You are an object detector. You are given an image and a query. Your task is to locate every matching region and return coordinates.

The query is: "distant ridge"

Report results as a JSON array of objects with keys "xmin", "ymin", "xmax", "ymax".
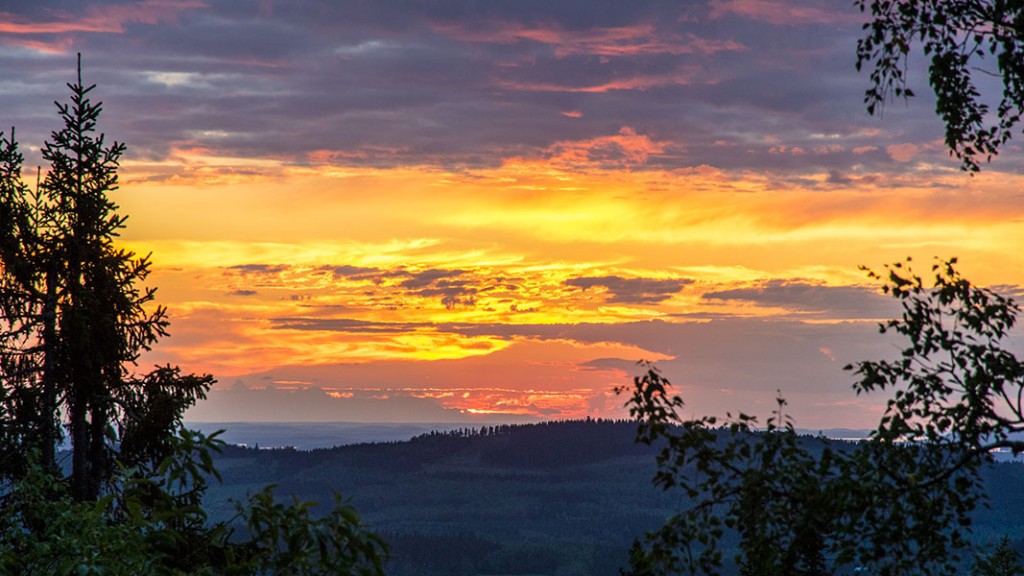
[
  {"xmin": 188, "ymin": 420, "xmax": 877, "ymax": 451},
  {"xmin": 797, "ymin": 427, "xmax": 872, "ymax": 439},
  {"xmin": 189, "ymin": 418, "xmax": 646, "ymax": 452}
]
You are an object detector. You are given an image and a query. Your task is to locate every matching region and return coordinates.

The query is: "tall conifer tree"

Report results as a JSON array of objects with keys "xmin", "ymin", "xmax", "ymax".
[
  {"xmin": 0, "ymin": 57, "xmax": 386, "ymax": 575},
  {"xmin": 0, "ymin": 55, "xmax": 211, "ymax": 500}
]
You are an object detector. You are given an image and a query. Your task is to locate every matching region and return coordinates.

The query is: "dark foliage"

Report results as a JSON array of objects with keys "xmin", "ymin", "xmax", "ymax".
[
  {"xmin": 972, "ymin": 536, "xmax": 1024, "ymax": 576},
  {"xmin": 622, "ymin": 259, "xmax": 1024, "ymax": 576},
  {"xmin": 857, "ymin": 0, "xmax": 1024, "ymax": 171}
]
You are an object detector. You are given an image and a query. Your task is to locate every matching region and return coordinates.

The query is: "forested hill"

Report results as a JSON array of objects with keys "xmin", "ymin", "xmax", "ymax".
[
  {"xmin": 206, "ymin": 419, "xmax": 667, "ymax": 576},
  {"xmin": 203, "ymin": 420, "xmax": 1024, "ymax": 576},
  {"xmin": 215, "ymin": 418, "xmax": 659, "ymax": 470}
]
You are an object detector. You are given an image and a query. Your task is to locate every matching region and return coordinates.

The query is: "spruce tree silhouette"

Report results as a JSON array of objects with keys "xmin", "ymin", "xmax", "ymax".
[
  {"xmin": 0, "ymin": 55, "xmax": 386, "ymax": 576},
  {"xmin": 0, "ymin": 54, "xmax": 209, "ymax": 501}
]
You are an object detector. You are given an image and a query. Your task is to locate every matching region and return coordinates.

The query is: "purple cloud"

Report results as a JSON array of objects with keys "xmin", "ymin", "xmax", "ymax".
[
  {"xmin": 0, "ymin": 0, "xmax": 962, "ymax": 177},
  {"xmin": 703, "ymin": 281, "xmax": 900, "ymax": 318},
  {"xmin": 564, "ymin": 275, "xmax": 691, "ymax": 304}
]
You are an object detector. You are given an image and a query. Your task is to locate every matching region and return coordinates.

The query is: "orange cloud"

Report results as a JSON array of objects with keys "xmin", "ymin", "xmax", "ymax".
[
  {"xmin": 115, "ymin": 139, "xmax": 1024, "ymax": 422},
  {"xmin": 433, "ymin": 22, "xmax": 745, "ymax": 58},
  {"xmin": 539, "ymin": 127, "xmax": 669, "ymax": 169},
  {"xmin": 11, "ymin": 0, "xmax": 1024, "ymax": 425}
]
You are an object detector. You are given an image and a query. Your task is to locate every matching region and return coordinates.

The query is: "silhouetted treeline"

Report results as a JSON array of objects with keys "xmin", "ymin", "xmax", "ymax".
[
  {"xmin": 213, "ymin": 418, "xmax": 652, "ymax": 471},
  {"xmin": 411, "ymin": 417, "xmax": 634, "ymax": 439}
]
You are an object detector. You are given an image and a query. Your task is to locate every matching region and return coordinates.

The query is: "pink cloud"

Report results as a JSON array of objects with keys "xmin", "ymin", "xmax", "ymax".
[
  {"xmin": 541, "ymin": 127, "xmax": 669, "ymax": 169},
  {"xmin": 709, "ymin": 0, "xmax": 851, "ymax": 26},
  {"xmin": 0, "ymin": 16, "xmax": 117, "ymax": 34},
  {"xmin": 769, "ymin": 145, "xmax": 806, "ymax": 155},
  {"xmin": 306, "ymin": 147, "xmax": 412, "ymax": 165},
  {"xmin": 0, "ymin": 0, "xmax": 205, "ymax": 51},
  {"xmin": 2, "ymin": 36, "xmax": 74, "ymax": 54},
  {"xmin": 886, "ymin": 143, "xmax": 919, "ymax": 163},
  {"xmin": 433, "ymin": 21, "xmax": 745, "ymax": 59}
]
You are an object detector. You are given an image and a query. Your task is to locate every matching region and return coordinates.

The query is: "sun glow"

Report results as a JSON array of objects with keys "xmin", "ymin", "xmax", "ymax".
[{"xmin": 109, "ymin": 132, "xmax": 1024, "ymax": 422}]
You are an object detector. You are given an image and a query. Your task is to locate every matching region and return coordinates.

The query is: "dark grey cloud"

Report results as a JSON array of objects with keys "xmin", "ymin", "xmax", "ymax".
[
  {"xmin": 400, "ymin": 269, "xmax": 467, "ymax": 289},
  {"xmin": 273, "ymin": 318, "xmax": 425, "ymax": 334},
  {"xmin": 0, "ymin": 0, "xmax": 991, "ymax": 177},
  {"xmin": 220, "ymin": 264, "xmax": 488, "ymax": 309},
  {"xmin": 564, "ymin": 275, "xmax": 691, "ymax": 304},
  {"xmin": 827, "ymin": 170, "xmax": 853, "ymax": 185},
  {"xmin": 228, "ymin": 264, "xmax": 290, "ymax": 275},
  {"xmin": 399, "ymin": 269, "xmax": 476, "ymax": 309},
  {"xmin": 226, "ymin": 289, "xmax": 258, "ymax": 297},
  {"xmin": 317, "ymin": 265, "xmax": 380, "ymax": 277},
  {"xmin": 702, "ymin": 281, "xmax": 900, "ymax": 319},
  {"xmin": 314, "ymin": 265, "xmax": 399, "ymax": 283},
  {"xmin": 579, "ymin": 357, "xmax": 641, "ymax": 373}
]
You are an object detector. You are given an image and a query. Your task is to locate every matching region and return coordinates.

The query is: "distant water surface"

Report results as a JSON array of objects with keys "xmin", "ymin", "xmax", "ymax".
[{"xmin": 185, "ymin": 422, "xmax": 466, "ymax": 450}]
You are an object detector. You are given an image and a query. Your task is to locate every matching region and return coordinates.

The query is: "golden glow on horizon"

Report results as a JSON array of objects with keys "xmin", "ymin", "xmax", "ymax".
[
  {"xmin": 13, "ymin": 1, "xmax": 1024, "ymax": 427},
  {"xmin": 110, "ymin": 134, "xmax": 1024, "ymax": 421}
]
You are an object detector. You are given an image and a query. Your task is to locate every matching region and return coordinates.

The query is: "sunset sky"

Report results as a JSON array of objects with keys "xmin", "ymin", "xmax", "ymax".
[{"xmin": 3, "ymin": 0, "xmax": 1024, "ymax": 428}]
